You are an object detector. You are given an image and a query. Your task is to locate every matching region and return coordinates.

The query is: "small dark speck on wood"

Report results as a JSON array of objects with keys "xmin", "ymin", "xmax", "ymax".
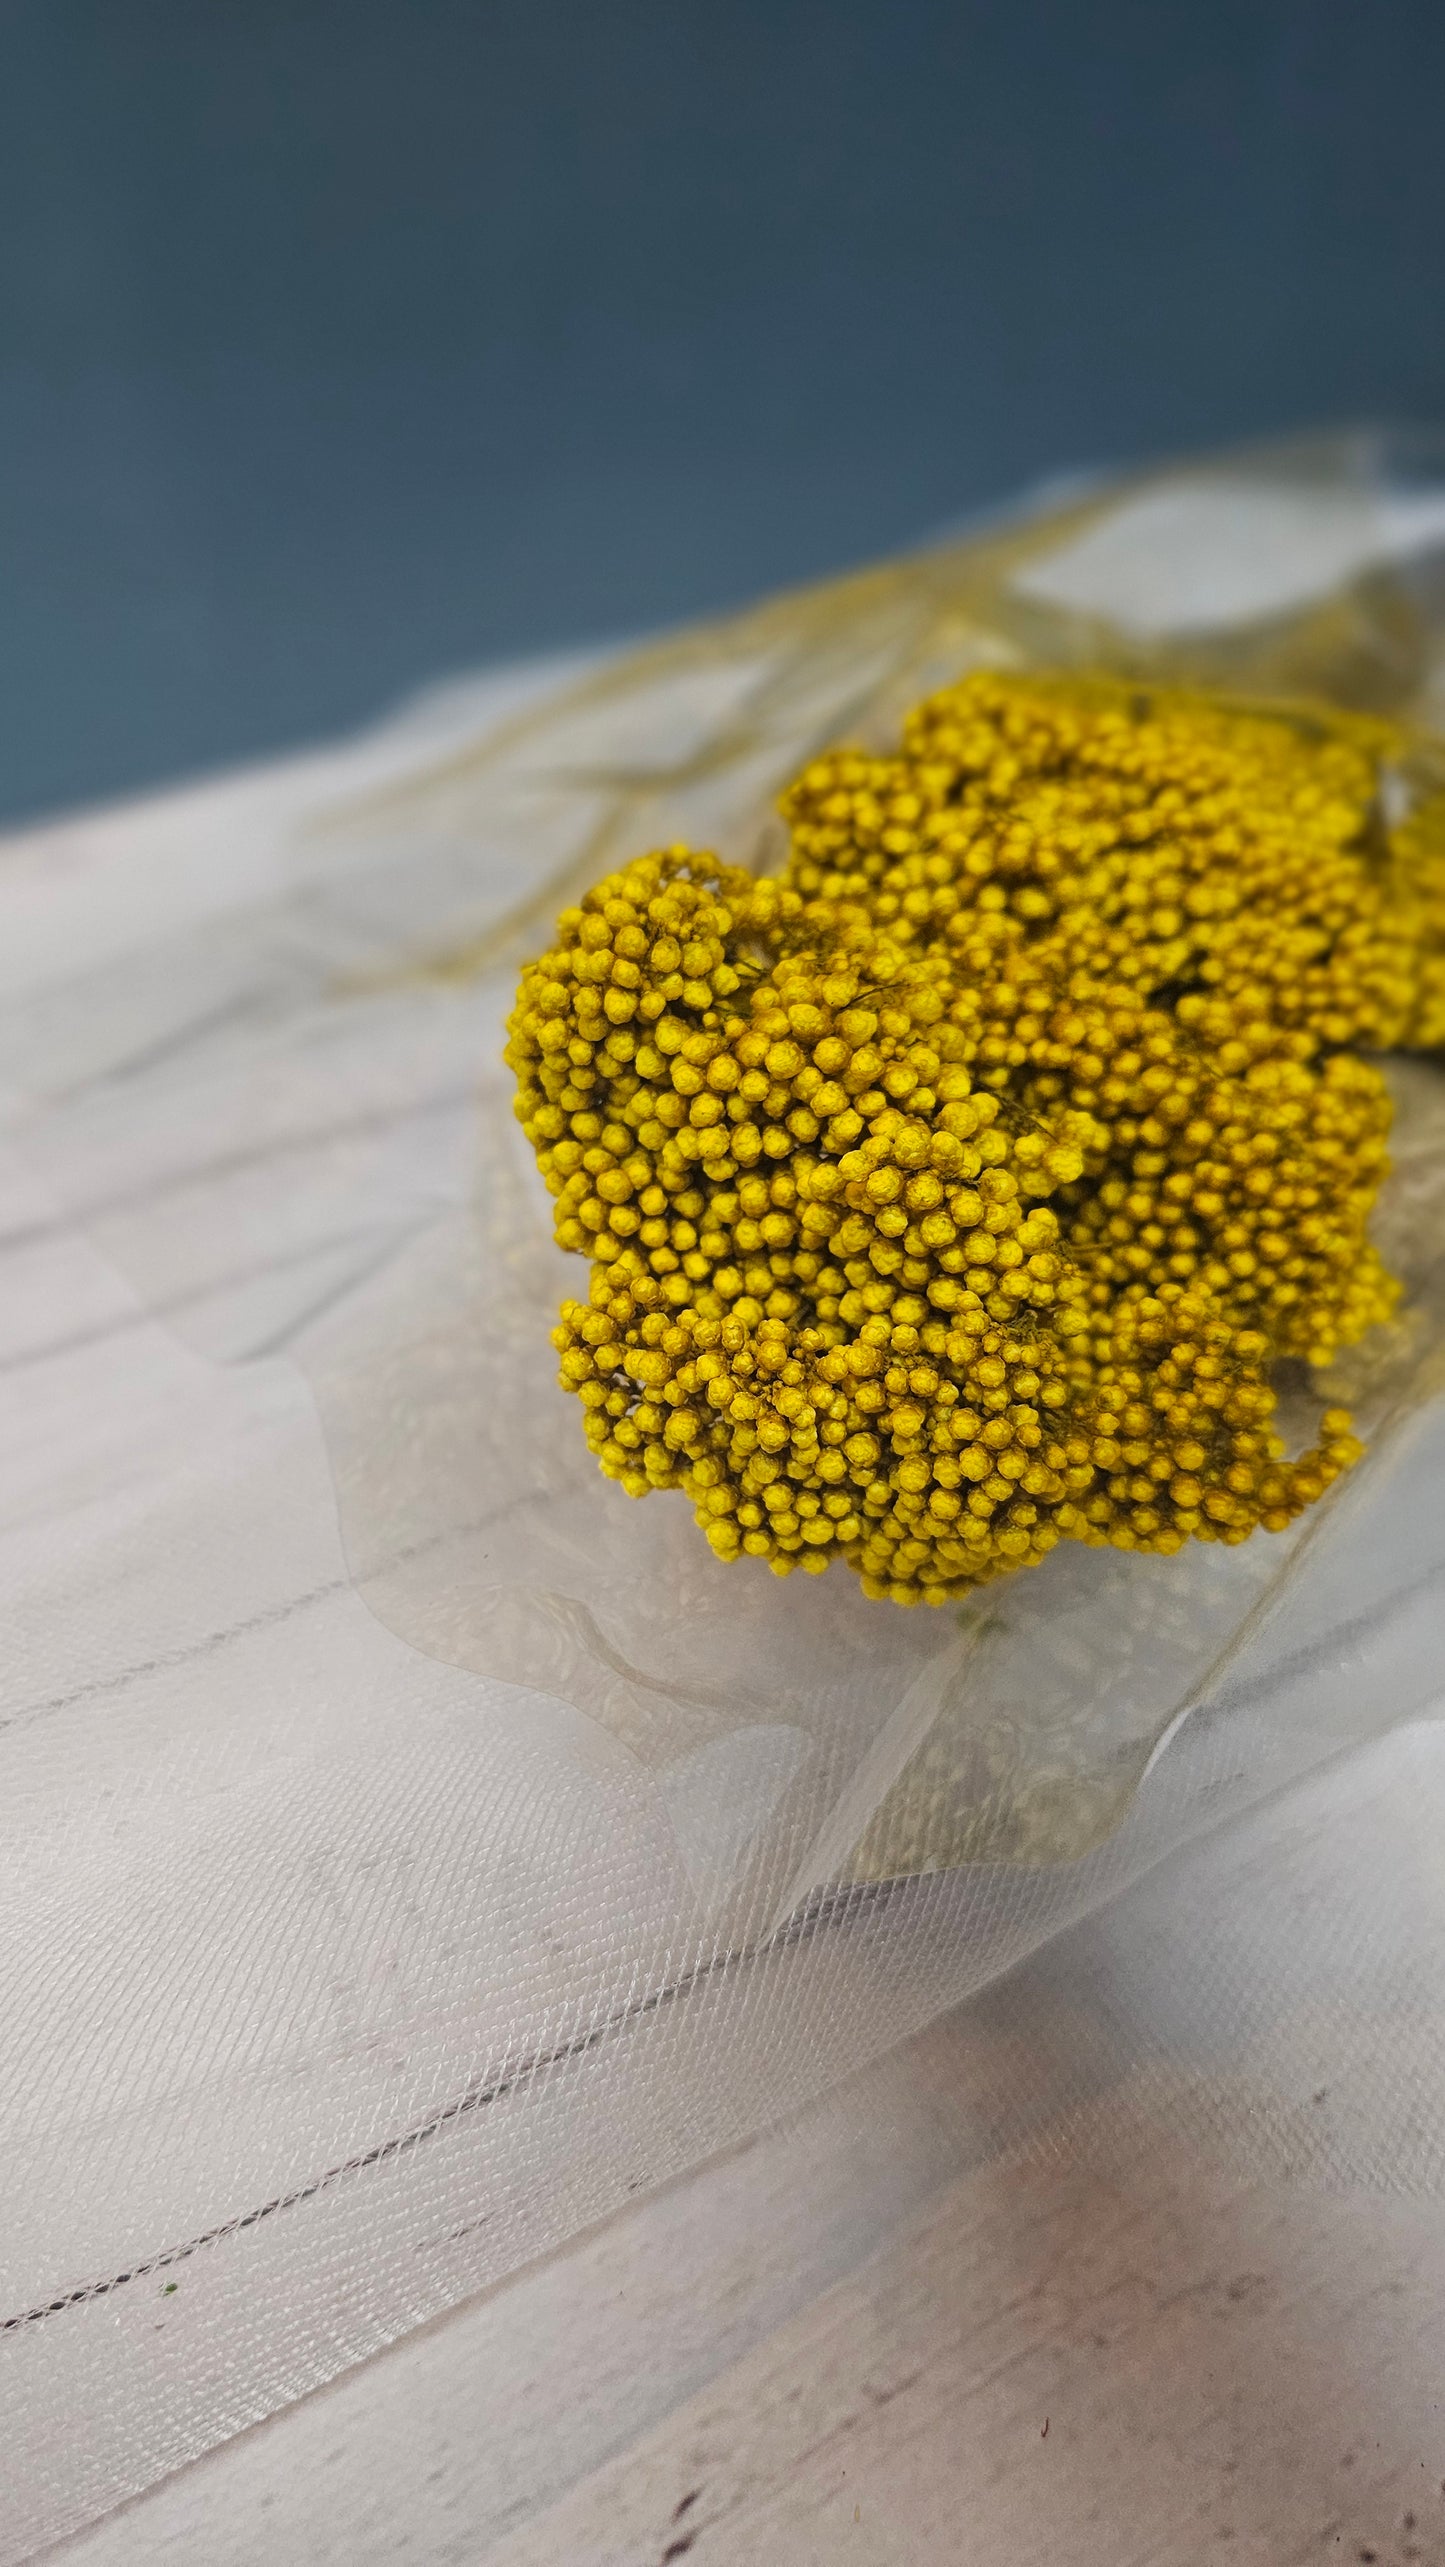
[
  {"xmin": 672, "ymin": 2491, "xmax": 701, "ymax": 2522},
  {"xmin": 661, "ymin": 2537, "xmax": 697, "ymax": 2563},
  {"xmin": 1041, "ymin": 2417, "xmax": 1049, "ymax": 2439}
]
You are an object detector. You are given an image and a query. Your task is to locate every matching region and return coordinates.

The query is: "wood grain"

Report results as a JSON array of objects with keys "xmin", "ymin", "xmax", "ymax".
[{"xmin": 10, "ymin": 681, "xmax": 1445, "ymax": 2567}]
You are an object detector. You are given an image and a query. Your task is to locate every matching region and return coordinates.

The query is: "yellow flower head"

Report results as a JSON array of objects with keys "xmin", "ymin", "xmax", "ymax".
[{"xmin": 507, "ymin": 671, "xmax": 1445, "ymax": 1605}]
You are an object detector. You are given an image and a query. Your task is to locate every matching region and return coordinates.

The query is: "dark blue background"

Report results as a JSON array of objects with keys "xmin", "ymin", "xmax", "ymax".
[{"xmin": 4, "ymin": 0, "xmax": 1444, "ymax": 820}]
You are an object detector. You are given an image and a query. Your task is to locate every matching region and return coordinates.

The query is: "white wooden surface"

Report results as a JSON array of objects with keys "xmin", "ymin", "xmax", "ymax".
[
  {"xmin": 8, "ymin": 690, "xmax": 1445, "ymax": 2567},
  {"xmin": 49, "ymin": 1790, "xmax": 1445, "ymax": 2566}
]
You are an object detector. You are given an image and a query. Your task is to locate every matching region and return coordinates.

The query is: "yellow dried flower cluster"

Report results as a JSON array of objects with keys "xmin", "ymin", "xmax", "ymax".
[{"xmin": 506, "ymin": 671, "xmax": 1445, "ymax": 1604}]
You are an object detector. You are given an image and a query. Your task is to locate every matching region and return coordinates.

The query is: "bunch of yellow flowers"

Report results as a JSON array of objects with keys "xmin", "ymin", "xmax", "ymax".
[{"xmin": 506, "ymin": 671, "xmax": 1445, "ymax": 1605}]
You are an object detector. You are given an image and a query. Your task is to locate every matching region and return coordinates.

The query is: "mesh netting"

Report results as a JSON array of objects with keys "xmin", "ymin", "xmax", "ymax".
[{"xmin": 5, "ymin": 428, "xmax": 1445, "ymax": 2556}]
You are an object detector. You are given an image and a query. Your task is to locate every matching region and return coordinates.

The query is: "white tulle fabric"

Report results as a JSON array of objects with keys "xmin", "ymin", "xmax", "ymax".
[{"xmin": 5, "ymin": 430, "xmax": 1445, "ymax": 2557}]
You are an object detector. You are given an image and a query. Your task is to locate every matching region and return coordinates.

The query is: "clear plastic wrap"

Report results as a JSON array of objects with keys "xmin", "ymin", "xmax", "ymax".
[{"xmin": 5, "ymin": 428, "xmax": 1445, "ymax": 2554}]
